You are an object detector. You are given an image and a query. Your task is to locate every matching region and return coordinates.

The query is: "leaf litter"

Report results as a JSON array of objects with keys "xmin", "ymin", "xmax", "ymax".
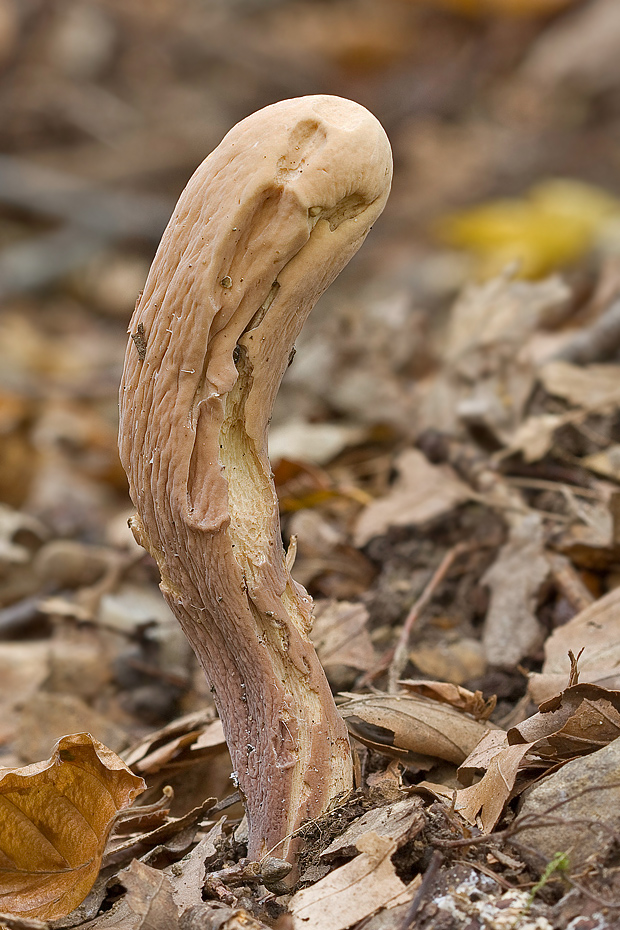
[{"xmin": 5, "ymin": 1, "xmax": 620, "ymax": 928}]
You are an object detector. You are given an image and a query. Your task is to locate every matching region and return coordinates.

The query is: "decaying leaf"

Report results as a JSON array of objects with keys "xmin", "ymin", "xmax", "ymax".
[
  {"xmin": 512, "ymin": 683, "xmax": 620, "ymax": 757},
  {"xmin": 339, "ymin": 692, "xmax": 496, "ymax": 768},
  {"xmin": 106, "ymin": 795, "xmax": 217, "ymax": 863},
  {"xmin": 582, "ymin": 443, "xmax": 620, "ymax": 481},
  {"xmin": 529, "ymin": 586, "xmax": 620, "ymax": 703},
  {"xmin": 0, "ymin": 732, "xmax": 145, "ymax": 920},
  {"xmin": 353, "ymin": 449, "xmax": 472, "ymax": 547},
  {"xmin": 523, "ymin": 0, "xmax": 620, "ymax": 95},
  {"xmin": 457, "ymin": 728, "xmax": 510, "ymax": 786},
  {"xmin": 165, "ymin": 823, "xmax": 222, "ymax": 914},
  {"xmin": 119, "ymin": 859, "xmax": 179, "ymax": 930},
  {"xmin": 78, "ymin": 859, "xmax": 180, "ymax": 930},
  {"xmin": 177, "ymin": 902, "xmax": 272, "ymax": 929},
  {"xmin": 503, "ymin": 412, "xmax": 566, "ymax": 463},
  {"xmin": 290, "ymin": 832, "xmax": 419, "ymax": 930},
  {"xmin": 406, "ymin": 637, "xmax": 487, "ymax": 687}
]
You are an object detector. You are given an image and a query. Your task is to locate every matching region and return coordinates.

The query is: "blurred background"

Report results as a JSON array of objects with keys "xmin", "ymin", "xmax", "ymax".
[
  {"xmin": 3, "ymin": 0, "xmax": 620, "ymax": 530},
  {"xmin": 2, "ymin": 0, "xmax": 620, "ymax": 786}
]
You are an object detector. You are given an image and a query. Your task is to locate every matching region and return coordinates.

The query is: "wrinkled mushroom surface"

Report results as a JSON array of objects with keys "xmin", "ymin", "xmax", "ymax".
[{"xmin": 119, "ymin": 95, "xmax": 392, "ymax": 862}]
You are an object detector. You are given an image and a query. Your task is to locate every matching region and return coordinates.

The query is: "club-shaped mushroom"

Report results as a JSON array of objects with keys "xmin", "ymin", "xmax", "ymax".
[{"xmin": 119, "ymin": 95, "xmax": 392, "ymax": 865}]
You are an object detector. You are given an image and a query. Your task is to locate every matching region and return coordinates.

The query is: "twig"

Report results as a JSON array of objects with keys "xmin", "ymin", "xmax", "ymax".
[
  {"xmin": 387, "ymin": 542, "xmax": 469, "ymax": 693},
  {"xmin": 399, "ymin": 850, "xmax": 443, "ymax": 930},
  {"xmin": 433, "ymin": 781, "xmax": 620, "ymax": 850}
]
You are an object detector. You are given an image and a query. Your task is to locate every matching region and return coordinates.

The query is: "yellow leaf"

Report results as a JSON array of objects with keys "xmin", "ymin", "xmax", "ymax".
[
  {"xmin": 0, "ymin": 733, "xmax": 146, "ymax": 920},
  {"xmin": 436, "ymin": 179, "xmax": 620, "ymax": 278}
]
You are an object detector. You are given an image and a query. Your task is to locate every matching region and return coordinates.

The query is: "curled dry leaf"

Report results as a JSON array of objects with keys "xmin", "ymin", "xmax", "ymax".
[
  {"xmin": 179, "ymin": 902, "xmax": 272, "ymax": 930},
  {"xmin": 399, "ymin": 679, "xmax": 497, "ymax": 721},
  {"xmin": 339, "ymin": 692, "xmax": 496, "ymax": 768},
  {"xmin": 511, "ymin": 682, "xmax": 620, "ymax": 758},
  {"xmin": 321, "ymin": 797, "xmax": 426, "ymax": 861},
  {"xmin": 456, "ymin": 740, "xmax": 535, "ymax": 833},
  {"xmin": 123, "ymin": 710, "xmax": 226, "ymax": 777},
  {"xmin": 118, "ymin": 859, "xmax": 179, "ymax": 930},
  {"xmin": 311, "ymin": 600, "xmax": 377, "ymax": 674},
  {"xmin": 0, "ymin": 733, "xmax": 145, "ymax": 920},
  {"xmin": 415, "ymin": 271, "xmax": 569, "ymax": 444},
  {"xmin": 456, "ymin": 681, "xmax": 620, "ymax": 832}
]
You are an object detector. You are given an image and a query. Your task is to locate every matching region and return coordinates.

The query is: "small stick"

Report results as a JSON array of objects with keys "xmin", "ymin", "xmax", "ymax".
[
  {"xmin": 399, "ymin": 850, "xmax": 443, "ymax": 930},
  {"xmin": 387, "ymin": 542, "xmax": 469, "ymax": 693}
]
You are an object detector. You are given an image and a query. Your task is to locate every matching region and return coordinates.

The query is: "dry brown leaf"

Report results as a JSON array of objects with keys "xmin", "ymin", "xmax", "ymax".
[
  {"xmin": 406, "ymin": 638, "xmax": 487, "ymax": 687},
  {"xmin": 399, "ymin": 680, "xmax": 496, "ymax": 721},
  {"xmin": 481, "ymin": 513, "xmax": 548, "ymax": 667},
  {"xmin": 455, "ymin": 741, "xmax": 535, "ymax": 832},
  {"xmin": 416, "ymin": 273, "xmax": 569, "ymax": 443},
  {"xmin": 512, "ymin": 683, "xmax": 620, "ymax": 758},
  {"xmin": 165, "ymin": 823, "xmax": 222, "ymax": 914},
  {"xmin": 456, "ymin": 682, "xmax": 620, "ymax": 832},
  {"xmin": 523, "ymin": 0, "xmax": 620, "ymax": 94},
  {"xmin": 311, "ymin": 600, "xmax": 377, "ymax": 673},
  {"xmin": 106, "ymin": 795, "xmax": 216, "ymax": 862},
  {"xmin": 78, "ymin": 859, "xmax": 180, "ymax": 930},
  {"xmin": 290, "ymin": 832, "xmax": 419, "ymax": 930},
  {"xmin": 321, "ymin": 797, "xmax": 425, "ymax": 860},
  {"xmin": 0, "ymin": 733, "xmax": 145, "ymax": 920},
  {"xmin": 582, "ymin": 443, "xmax": 620, "ymax": 481},
  {"xmin": 122, "ymin": 710, "xmax": 226, "ymax": 776},
  {"xmin": 174, "ymin": 902, "xmax": 272, "ymax": 930},
  {"xmin": 353, "ymin": 449, "xmax": 472, "ymax": 547},
  {"xmin": 539, "ymin": 360, "xmax": 620, "ymax": 409},
  {"xmin": 457, "ymin": 728, "xmax": 509, "ymax": 786},
  {"xmin": 529, "ymin": 586, "xmax": 620, "ymax": 703},
  {"xmin": 504, "ymin": 412, "xmax": 565, "ymax": 463},
  {"xmin": 121, "ymin": 860, "xmax": 179, "ymax": 929},
  {"xmin": 339, "ymin": 692, "xmax": 495, "ymax": 768},
  {"xmin": 0, "ymin": 644, "xmax": 50, "ymax": 747}
]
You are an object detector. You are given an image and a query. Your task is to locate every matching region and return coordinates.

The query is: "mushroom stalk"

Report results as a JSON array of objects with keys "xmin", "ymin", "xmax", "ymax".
[{"xmin": 119, "ymin": 95, "xmax": 392, "ymax": 864}]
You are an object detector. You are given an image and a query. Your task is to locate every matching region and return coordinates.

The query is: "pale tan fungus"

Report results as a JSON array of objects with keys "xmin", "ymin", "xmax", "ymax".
[{"xmin": 119, "ymin": 95, "xmax": 392, "ymax": 865}]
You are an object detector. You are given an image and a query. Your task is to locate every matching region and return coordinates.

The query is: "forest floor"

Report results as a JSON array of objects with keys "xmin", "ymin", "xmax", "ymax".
[{"xmin": 2, "ymin": 1, "xmax": 620, "ymax": 928}]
